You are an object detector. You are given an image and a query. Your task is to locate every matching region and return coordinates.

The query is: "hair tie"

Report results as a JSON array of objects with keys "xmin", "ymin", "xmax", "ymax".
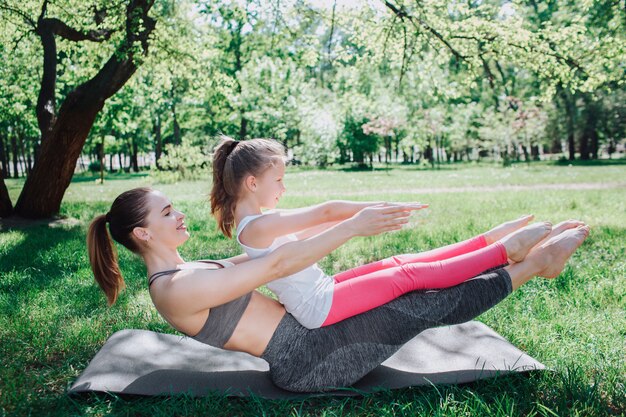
[
  {"xmin": 226, "ymin": 140, "xmax": 240, "ymax": 156},
  {"xmin": 105, "ymin": 212, "xmax": 111, "ymax": 223}
]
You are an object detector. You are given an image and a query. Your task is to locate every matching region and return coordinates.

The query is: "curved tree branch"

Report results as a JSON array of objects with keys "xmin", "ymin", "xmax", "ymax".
[
  {"xmin": 33, "ymin": 0, "xmax": 123, "ymax": 139},
  {"xmin": 0, "ymin": 1, "xmax": 36, "ymax": 27},
  {"xmin": 384, "ymin": 0, "xmax": 467, "ymax": 61},
  {"xmin": 41, "ymin": 17, "xmax": 114, "ymax": 42}
]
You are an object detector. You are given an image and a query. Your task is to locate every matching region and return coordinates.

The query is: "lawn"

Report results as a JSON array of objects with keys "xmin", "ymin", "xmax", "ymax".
[{"xmin": 1, "ymin": 162, "xmax": 624, "ymax": 416}]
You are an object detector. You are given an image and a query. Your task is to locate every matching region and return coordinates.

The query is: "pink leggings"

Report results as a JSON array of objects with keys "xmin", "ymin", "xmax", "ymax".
[{"xmin": 321, "ymin": 234, "xmax": 508, "ymax": 326}]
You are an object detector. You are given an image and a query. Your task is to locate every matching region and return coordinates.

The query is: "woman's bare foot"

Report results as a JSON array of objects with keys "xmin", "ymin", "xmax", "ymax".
[
  {"xmin": 531, "ymin": 219, "xmax": 586, "ymax": 251},
  {"xmin": 530, "ymin": 225, "xmax": 590, "ymax": 278},
  {"xmin": 499, "ymin": 222, "xmax": 552, "ymax": 262},
  {"xmin": 483, "ymin": 214, "xmax": 535, "ymax": 245}
]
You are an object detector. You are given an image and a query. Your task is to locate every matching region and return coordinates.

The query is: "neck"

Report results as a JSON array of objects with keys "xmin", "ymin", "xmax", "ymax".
[
  {"xmin": 141, "ymin": 244, "xmax": 186, "ymax": 277},
  {"xmin": 234, "ymin": 196, "xmax": 263, "ymax": 224}
]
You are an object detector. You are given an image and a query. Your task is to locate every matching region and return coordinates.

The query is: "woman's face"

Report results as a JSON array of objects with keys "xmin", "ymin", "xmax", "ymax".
[{"xmin": 138, "ymin": 190, "xmax": 190, "ymax": 248}]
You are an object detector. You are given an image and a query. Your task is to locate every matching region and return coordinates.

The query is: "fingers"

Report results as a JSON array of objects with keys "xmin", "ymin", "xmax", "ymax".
[
  {"xmin": 377, "ymin": 214, "xmax": 411, "ymax": 231},
  {"xmin": 377, "ymin": 203, "xmax": 428, "ymax": 214}
]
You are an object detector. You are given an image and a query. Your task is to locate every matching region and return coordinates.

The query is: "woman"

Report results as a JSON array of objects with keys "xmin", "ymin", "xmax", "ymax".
[{"xmin": 87, "ymin": 187, "xmax": 589, "ymax": 392}]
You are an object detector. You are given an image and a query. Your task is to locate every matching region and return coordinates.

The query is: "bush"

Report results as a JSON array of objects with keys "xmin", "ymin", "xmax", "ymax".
[
  {"xmin": 150, "ymin": 138, "xmax": 210, "ymax": 183},
  {"xmin": 88, "ymin": 161, "xmax": 102, "ymax": 173}
]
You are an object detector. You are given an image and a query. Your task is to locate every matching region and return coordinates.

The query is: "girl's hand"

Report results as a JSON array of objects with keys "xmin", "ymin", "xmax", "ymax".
[
  {"xmin": 343, "ymin": 204, "xmax": 417, "ymax": 237},
  {"xmin": 383, "ymin": 201, "xmax": 429, "ymax": 210}
]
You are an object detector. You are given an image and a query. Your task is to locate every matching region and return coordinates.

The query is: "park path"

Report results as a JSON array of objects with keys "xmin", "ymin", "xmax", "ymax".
[{"xmin": 289, "ymin": 182, "xmax": 626, "ymax": 196}]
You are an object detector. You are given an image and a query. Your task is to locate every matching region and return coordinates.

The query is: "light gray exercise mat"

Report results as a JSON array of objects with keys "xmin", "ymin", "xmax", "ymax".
[{"xmin": 68, "ymin": 321, "xmax": 544, "ymax": 399}]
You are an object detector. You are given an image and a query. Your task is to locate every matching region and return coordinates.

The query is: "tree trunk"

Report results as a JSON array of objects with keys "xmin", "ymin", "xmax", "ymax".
[
  {"xmin": 531, "ymin": 144, "xmax": 540, "ymax": 160},
  {"xmin": 99, "ymin": 135, "xmax": 105, "ymax": 183},
  {"xmin": 425, "ymin": 142, "xmax": 433, "ymax": 167},
  {"xmin": 19, "ymin": 136, "xmax": 31, "ymax": 174},
  {"xmin": 33, "ymin": 140, "xmax": 41, "ymax": 166},
  {"xmin": 581, "ymin": 95, "xmax": 598, "ymax": 160},
  {"xmin": 26, "ymin": 139, "xmax": 33, "ymax": 173},
  {"xmin": 394, "ymin": 136, "xmax": 400, "ymax": 162},
  {"xmin": 131, "ymin": 138, "xmax": 139, "ymax": 172},
  {"xmin": 590, "ymin": 129, "xmax": 599, "ymax": 159},
  {"xmin": 14, "ymin": 0, "xmax": 156, "ymax": 218},
  {"xmin": 154, "ymin": 113, "xmax": 162, "ymax": 168},
  {"xmin": 384, "ymin": 137, "xmax": 390, "ymax": 163},
  {"xmin": 353, "ymin": 147, "xmax": 364, "ymax": 164},
  {"xmin": 11, "ymin": 134, "xmax": 19, "ymax": 178},
  {"xmin": 172, "ymin": 102, "xmax": 181, "ymax": 146},
  {"xmin": 560, "ymin": 89, "xmax": 577, "ymax": 161},
  {"xmin": 0, "ymin": 132, "xmax": 8, "ymax": 178},
  {"xmin": 521, "ymin": 144, "xmax": 530, "ymax": 162},
  {"xmin": 239, "ymin": 117, "xmax": 248, "ymax": 140},
  {"xmin": 0, "ymin": 169, "xmax": 13, "ymax": 218}
]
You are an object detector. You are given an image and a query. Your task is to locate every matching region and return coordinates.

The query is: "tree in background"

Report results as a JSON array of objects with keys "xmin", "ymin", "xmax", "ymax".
[
  {"xmin": 1, "ymin": 0, "xmax": 624, "ymax": 219},
  {"xmin": 0, "ymin": 0, "xmax": 156, "ymax": 218}
]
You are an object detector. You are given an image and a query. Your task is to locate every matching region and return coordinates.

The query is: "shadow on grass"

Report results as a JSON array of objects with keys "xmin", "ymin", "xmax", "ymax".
[
  {"xmin": 0, "ymin": 224, "xmax": 81, "ymax": 286},
  {"xmin": 70, "ymin": 172, "xmax": 150, "ymax": 183},
  {"xmin": 337, "ymin": 164, "xmax": 459, "ymax": 172},
  {"xmin": 0, "ymin": 220, "xmax": 146, "ymax": 318},
  {"xmin": 59, "ymin": 368, "xmax": 623, "ymax": 417},
  {"xmin": 553, "ymin": 158, "xmax": 626, "ymax": 167}
]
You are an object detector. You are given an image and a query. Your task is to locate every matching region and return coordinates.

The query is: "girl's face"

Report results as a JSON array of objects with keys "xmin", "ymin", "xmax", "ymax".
[
  {"xmin": 137, "ymin": 190, "xmax": 190, "ymax": 248},
  {"xmin": 254, "ymin": 159, "xmax": 286, "ymax": 209}
]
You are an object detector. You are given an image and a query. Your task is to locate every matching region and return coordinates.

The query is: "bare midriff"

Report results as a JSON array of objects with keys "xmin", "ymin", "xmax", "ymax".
[
  {"xmin": 223, "ymin": 292, "xmax": 286, "ymax": 356},
  {"xmin": 152, "ymin": 287, "xmax": 285, "ymax": 357}
]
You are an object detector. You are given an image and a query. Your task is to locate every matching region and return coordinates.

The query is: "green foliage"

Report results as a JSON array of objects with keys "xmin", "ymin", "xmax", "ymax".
[
  {"xmin": 87, "ymin": 160, "xmax": 102, "ymax": 173},
  {"xmin": 1, "ymin": 0, "xmax": 624, "ymax": 187},
  {"xmin": 339, "ymin": 113, "xmax": 380, "ymax": 166},
  {"xmin": 294, "ymin": 95, "xmax": 341, "ymax": 166},
  {"xmin": 150, "ymin": 137, "xmax": 211, "ymax": 183}
]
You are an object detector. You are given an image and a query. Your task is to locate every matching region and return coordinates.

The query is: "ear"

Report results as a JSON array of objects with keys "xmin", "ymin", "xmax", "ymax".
[
  {"xmin": 244, "ymin": 174, "xmax": 257, "ymax": 192},
  {"xmin": 132, "ymin": 226, "xmax": 150, "ymax": 242}
]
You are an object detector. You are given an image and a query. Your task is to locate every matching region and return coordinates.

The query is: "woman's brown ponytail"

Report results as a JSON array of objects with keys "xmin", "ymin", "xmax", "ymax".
[
  {"xmin": 86, "ymin": 187, "xmax": 152, "ymax": 305},
  {"xmin": 87, "ymin": 214, "xmax": 125, "ymax": 306}
]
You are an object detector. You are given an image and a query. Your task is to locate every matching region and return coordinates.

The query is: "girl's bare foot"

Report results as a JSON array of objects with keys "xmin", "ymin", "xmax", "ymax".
[
  {"xmin": 531, "ymin": 219, "xmax": 586, "ymax": 251},
  {"xmin": 499, "ymin": 222, "xmax": 552, "ymax": 262},
  {"xmin": 530, "ymin": 225, "xmax": 590, "ymax": 279},
  {"xmin": 484, "ymin": 214, "xmax": 535, "ymax": 245}
]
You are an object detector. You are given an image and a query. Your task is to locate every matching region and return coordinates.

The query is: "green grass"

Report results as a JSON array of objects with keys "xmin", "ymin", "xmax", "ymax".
[{"xmin": 1, "ymin": 163, "xmax": 625, "ymax": 416}]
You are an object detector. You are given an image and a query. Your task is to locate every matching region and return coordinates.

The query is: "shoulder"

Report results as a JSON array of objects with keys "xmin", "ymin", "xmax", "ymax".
[{"xmin": 238, "ymin": 213, "xmax": 280, "ymax": 248}]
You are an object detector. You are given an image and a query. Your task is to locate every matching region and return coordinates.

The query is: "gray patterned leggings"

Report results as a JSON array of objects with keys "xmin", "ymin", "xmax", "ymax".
[{"xmin": 260, "ymin": 268, "xmax": 512, "ymax": 392}]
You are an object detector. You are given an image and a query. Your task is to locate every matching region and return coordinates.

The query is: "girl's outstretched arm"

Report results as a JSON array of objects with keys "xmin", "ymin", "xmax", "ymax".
[
  {"xmin": 296, "ymin": 201, "xmax": 428, "ymax": 240},
  {"xmin": 241, "ymin": 201, "xmax": 425, "ymax": 248},
  {"xmin": 167, "ymin": 205, "xmax": 415, "ymax": 314}
]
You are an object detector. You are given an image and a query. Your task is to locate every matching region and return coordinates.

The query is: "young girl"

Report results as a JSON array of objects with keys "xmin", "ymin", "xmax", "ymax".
[{"xmin": 210, "ymin": 137, "xmax": 552, "ymax": 329}]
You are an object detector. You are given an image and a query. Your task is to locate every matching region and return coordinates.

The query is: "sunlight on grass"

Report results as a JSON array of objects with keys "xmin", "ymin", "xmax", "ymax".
[
  {"xmin": 0, "ymin": 230, "xmax": 25, "ymax": 250},
  {"xmin": 1, "ymin": 164, "xmax": 624, "ymax": 416}
]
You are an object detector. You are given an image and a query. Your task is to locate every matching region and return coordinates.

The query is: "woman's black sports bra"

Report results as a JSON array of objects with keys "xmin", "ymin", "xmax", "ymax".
[{"xmin": 148, "ymin": 260, "xmax": 252, "ymax": 349}]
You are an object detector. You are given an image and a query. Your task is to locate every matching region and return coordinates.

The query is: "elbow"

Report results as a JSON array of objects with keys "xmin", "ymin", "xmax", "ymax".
[{"xmin": 321, "ymin": 201, "xmax": 336, "ymax": 222}]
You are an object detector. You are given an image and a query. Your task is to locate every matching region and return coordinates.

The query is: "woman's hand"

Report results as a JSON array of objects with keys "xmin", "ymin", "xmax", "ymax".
[{"xmin": 342, "ymin": 203, "xmax": 424, "ymax": 237}]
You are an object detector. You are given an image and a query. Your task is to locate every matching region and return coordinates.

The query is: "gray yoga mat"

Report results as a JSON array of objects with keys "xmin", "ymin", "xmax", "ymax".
[{"xmin": 68, "ymin": 321, "xmax": 545, "ymax": 399}]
